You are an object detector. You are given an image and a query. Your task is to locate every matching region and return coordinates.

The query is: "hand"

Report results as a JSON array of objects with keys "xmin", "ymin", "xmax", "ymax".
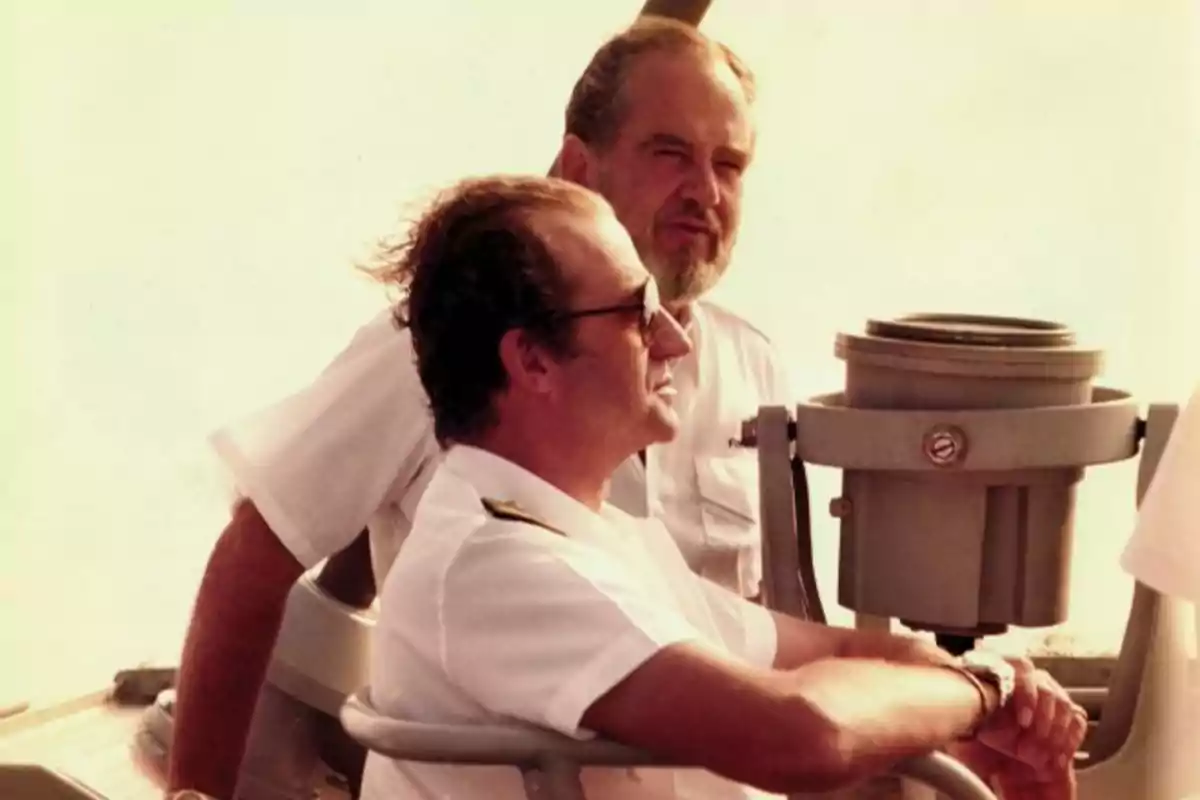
[
  {"xmin": 948, "ymin": 740, "xmax": 1077, "ymax": 800},
  {"xmin": 951, "ymin": 657, "xmax": 1087, "ymax": 797},
  {"xmin": 981, "ymin": 657, "xmax": 1088, "ymax": 771}
]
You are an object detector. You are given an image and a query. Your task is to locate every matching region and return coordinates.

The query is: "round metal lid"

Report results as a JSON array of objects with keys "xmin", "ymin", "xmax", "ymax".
[{"xmin": 865, "ymin": 313, "xmax": 1076, "ymax": 348}]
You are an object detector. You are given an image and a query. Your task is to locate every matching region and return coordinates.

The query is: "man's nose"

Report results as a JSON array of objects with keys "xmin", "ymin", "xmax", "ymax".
[
  {"xmin": 680, "ymin": 162, "xmax": 721, "ymax": 209},
  {"xmin": 649, "ymin": 311, "xmax": 693, "ymax": 360}
]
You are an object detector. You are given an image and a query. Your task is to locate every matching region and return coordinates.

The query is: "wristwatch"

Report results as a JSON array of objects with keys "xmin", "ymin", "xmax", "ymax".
[{"xmin": 954, "ymin": 649, "xmax": 1016, "ymax": 735}]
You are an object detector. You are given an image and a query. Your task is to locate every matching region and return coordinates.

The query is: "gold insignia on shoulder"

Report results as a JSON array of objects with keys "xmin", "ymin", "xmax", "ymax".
[{"xmin": 481, "ymin": 497, "xmax": 567, "ymax": 537}]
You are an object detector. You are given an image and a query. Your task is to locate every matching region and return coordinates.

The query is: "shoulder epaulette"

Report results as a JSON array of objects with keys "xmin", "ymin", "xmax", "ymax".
[{"xmin": 481, "ymin": 497, "xmax": 567, "ymax": 537}]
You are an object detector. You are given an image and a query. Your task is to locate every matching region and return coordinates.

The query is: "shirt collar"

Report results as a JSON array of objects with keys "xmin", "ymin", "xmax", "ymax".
[
  {"xmin": 678, "ymin": 301, "xmax": 707, "ymax": 391},
  {"xmin": 671, "ymin": 301, "xmax": 697, "ymax": 332},
  {"xmin": 442, "ymin": 444, "xmax": 612, "ymax": 541}
]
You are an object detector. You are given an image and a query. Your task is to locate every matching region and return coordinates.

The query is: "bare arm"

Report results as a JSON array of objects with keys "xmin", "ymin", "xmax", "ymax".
[
  {"xmin": 768, "ymin": 610, "xmax": 956, "ymax": 671},
  {"xmin": 582, "ymin": 642, "xmax": 991, "ymax": 795},
  {"xmin": 169, "ymin": 498, "xmax": 377, "ymax": 797},
  {"xmin": 168, "ymin": 499, "xmax": 307, "ymax": 798},
  {"xmin": 315, "ymin": 527, "xmax": 377, "ymax": 610},
  {"xmin": 311, "ymin": 531, "xmax": 376, "ymax": 794}
]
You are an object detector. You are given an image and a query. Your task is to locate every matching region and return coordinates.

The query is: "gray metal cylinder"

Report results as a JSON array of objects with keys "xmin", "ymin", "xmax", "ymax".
[{"xmin": 818, "ymin": 313, "xmax": 1132, "ymax": 637}]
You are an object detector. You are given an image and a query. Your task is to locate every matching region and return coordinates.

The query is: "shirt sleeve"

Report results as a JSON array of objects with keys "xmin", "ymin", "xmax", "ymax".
[
  {"xmin": 1119, "ymin": 384, "xmax": 1200, "ymax": 603},
  {"xmin": 209, "ymin": 311, "xmax": 434, "ymax": 568},
  {"xmin": 438, "ymin": 528, "xmax": 709, "ymax": 739},
  {"xmin": 695, "ymin": 577, "xmax": 778, "ymax": 669}
]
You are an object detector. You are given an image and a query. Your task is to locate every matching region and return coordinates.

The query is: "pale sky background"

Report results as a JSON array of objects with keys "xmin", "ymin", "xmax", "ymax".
[{"xmin": 3, "ymin": 0, "xmax": 1199, "ymax": 702}]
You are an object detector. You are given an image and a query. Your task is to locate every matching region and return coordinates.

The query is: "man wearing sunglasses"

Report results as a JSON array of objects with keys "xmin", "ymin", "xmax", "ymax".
[
  {"xmin": 169, "ymin": 16, "xmax": 1090, "ymax": 796},
  {"xmin": 169, "ymin": 19, "xmax": 793, "ymax": 799},
  {"xmin": 359, "ymin": 174, "xmax": 1086, "ymax": 800}
]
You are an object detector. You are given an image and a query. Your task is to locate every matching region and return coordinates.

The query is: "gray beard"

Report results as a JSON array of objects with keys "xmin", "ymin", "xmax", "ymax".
[{"xmin": 645, "ymin": 252, "xmax": 728, "ymax": 306}]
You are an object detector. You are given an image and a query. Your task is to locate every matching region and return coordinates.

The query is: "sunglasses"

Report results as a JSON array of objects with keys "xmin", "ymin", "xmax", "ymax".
[{"xmin": 557, "ymin": 279, "xmax": 662, "ymax": 342}]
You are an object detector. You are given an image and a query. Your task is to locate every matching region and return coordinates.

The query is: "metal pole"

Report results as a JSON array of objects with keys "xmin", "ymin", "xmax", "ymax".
[{"xmin": 637, "ymin": 0, "xmax": 714, "ymax": 26}]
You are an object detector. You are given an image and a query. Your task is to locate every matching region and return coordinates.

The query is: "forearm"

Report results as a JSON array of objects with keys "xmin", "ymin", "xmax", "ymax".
[
  {"xmin": 835, "ymin": 629, "xmax": 957, "ymax": 667},
  {"xmin": 771, "ymin": 611, "xmax": 955, "ymax": 670},
  {"xmin": 784, "ymin": 657, "xmax": 991, "ymax": 788},
  {"xmin": 582, "ymin": 641, "xmax": 993, "ymax": 796},
  {"xmin": 315, "ymin": 528, "xmax": 376, "ymax": 609},
  {"xmin": 169, "ymin": 500, "xmax": 304, "ymax": 798}
]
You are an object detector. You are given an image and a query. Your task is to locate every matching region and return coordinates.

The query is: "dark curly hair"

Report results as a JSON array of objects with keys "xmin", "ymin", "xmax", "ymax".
[
  {"xmin": 362, "ymin": 175, "xmax": 601, "ymax": 446},
  {"xmin": 565, "ymin": 16, "xmax": 756, "ymax": 151}
]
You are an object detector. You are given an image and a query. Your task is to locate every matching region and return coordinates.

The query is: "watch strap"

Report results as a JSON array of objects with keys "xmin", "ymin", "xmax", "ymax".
[{"xmin": 950, "ymin": 651, "xmax": 1016, "ymax": 739}]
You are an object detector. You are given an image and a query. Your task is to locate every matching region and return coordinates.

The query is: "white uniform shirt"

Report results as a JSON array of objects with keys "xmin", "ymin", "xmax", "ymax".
[
  {"xmin": 1117, "ymin": 384, "xmax": 1200, "ymax": 800},
  {"xmin": 360, "ymin": 445, "xmax": 780, "ymax": 800},
  {"xmin": 210, "ymin": 300, "xmax": 791, "ymax": 597},
  {"xmin": 1119, "ymin": 383, "xmax": 1200, "ymax": 602}
]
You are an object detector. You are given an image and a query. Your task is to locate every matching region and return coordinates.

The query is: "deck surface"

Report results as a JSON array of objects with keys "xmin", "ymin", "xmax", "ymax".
[
  {"xmin": 0, "ymin": 700, "xmax": 163, "ymax": 800},
  {"xmin": 0, "ymin": 694, "xmax": 354, "ymax": 800}
]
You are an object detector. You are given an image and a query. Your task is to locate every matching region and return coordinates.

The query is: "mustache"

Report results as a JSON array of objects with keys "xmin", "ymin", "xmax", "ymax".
[{"xmin": 661, "ymin": 200, "xmax": 720, "ymax": 232}]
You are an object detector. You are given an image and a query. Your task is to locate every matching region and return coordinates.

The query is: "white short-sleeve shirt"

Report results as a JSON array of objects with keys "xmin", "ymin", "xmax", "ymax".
[
  {"xmin": 360, "ymin": 445, "xmax": 780, "ymax": 800},
  {"xmin": 1120, "ymin": 383, "xmax": 1200, "ymax": 602},
  {"xmin": 209, "ymin": 300, "xmax": 791, "ymax": 596},
  {"xmin": 209, "ymin": 310, "xmax": 440, "ymax": 586},
  {"xmin": 652, "ymin": 301, "xmax": 794, "ymax": 596}
]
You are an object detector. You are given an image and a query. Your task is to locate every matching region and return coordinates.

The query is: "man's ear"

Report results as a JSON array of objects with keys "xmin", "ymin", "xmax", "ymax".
[
  {"xmin": 555, "ymin": 134, "xmax": 598, "ymax": 189},
  {"xmin": 498, "ymin": 328, "xmax": 557, "ymax": 395}
]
